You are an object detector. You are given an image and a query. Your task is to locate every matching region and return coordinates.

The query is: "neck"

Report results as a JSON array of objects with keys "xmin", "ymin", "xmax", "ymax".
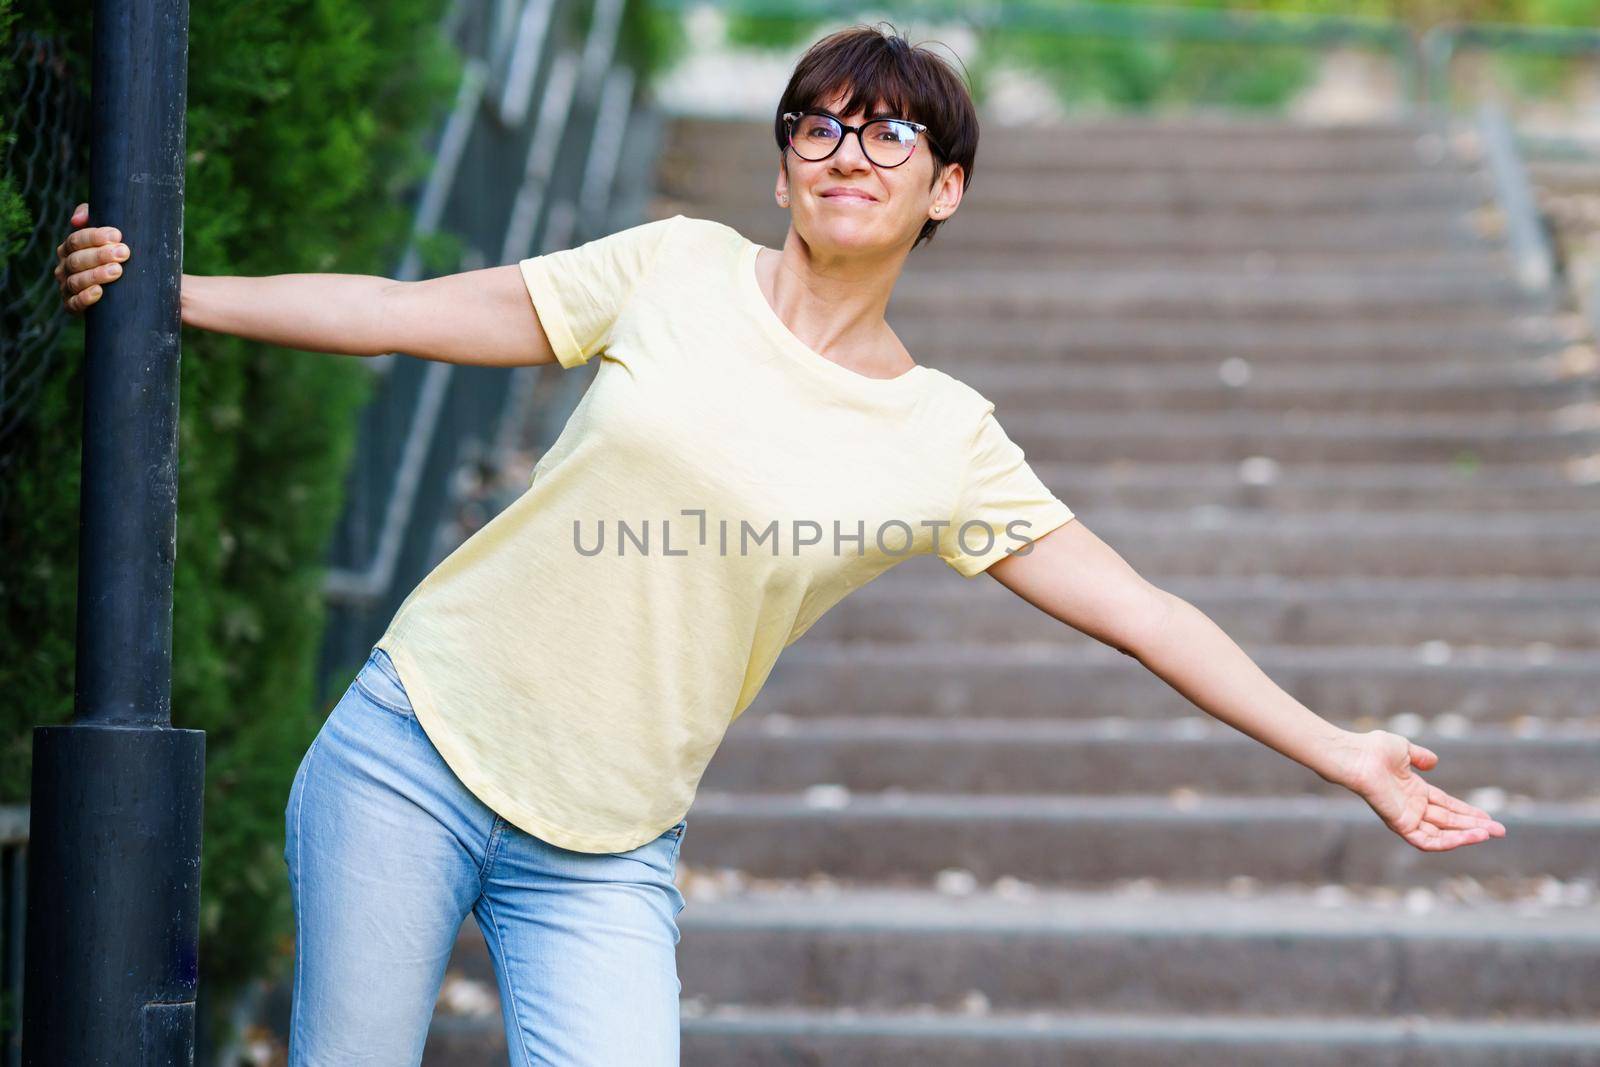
[{"xmin": 764, "ymin": 231, "xmax": 908, "ymax": 369}]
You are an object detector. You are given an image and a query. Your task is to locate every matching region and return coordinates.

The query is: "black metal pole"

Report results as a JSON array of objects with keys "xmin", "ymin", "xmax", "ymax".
[{"xmin": 22, "ymin": 0, "xmax": 205, "ymax": 1062}]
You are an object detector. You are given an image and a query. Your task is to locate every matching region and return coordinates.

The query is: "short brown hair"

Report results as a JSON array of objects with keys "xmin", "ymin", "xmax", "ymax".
[{"xmin": 773, "ymin": 23, "xmax": 977, "ymax": 251}]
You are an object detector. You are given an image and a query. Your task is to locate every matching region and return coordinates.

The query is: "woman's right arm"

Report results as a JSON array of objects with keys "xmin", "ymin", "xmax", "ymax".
[
  {"xmin": 180, "ymin": 271, "xmax": 394, "ymax": 356},
  {"xmin": 180, "ymin": 267, "xmax": 557, "ymax": 367},
  {"xmin": 58, "ymin": 203, "xmax": 559, "ymax": 368}
]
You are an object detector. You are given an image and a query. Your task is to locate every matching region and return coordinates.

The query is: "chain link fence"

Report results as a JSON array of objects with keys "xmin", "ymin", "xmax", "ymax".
[{"xmin": 0, "ymin": 29, "xmax": 88, "ymax": 481}]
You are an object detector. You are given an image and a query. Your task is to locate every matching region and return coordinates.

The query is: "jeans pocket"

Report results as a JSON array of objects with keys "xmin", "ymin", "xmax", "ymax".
[
  {"xmin": 666, "ymin": 821, "xmax": 688, "ymax": 916},
  {"xmin": 666, "ymin": 820, "xmax": 687, "ymax": 872},
  {"xmin": 353, "ymin": 647, "xmax": 414, "ymax": 718}
]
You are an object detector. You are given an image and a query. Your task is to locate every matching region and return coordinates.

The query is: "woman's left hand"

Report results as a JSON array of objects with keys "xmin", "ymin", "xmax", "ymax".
[{"xmin": 1335, "ymin": 729, "xmax": 1508, "ymax": 851}]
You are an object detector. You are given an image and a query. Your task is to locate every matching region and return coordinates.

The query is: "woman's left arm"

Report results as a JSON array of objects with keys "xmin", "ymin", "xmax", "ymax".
[{"xmin": 984, "ymin": 518, "xmax": 1508, "ymax": 852}]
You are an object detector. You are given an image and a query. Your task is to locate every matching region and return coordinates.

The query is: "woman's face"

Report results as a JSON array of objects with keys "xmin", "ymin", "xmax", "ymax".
[{"xmin": 776, "ymin": 88, "xmax": 962, "ymax": 257}]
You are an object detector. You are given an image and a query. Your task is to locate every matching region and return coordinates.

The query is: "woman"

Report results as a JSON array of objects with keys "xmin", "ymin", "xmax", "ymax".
[{"xmin": 55, "ymin": 23, "xmax": 1506, "ymax": 1067}]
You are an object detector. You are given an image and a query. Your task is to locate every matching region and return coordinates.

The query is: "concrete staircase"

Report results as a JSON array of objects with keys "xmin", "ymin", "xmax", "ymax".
[{"xmin": 423, "ymin": 115, "xmax": 1600, "ymax": 1065}]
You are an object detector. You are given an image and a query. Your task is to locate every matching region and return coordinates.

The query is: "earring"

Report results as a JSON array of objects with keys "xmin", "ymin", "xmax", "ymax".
[{"xmin": 779, "ymin": 195, "xmax": 788, "ymax": 205}]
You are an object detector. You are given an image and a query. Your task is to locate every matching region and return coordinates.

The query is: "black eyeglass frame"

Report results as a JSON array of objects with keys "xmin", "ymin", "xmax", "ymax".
[{"xmin": 781, "ymin": 110, "xmax": 941, "ymax": 169}]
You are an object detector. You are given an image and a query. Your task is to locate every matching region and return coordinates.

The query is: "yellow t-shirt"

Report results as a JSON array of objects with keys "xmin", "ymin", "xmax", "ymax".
[{"xmin": 375, "ymin": 214, "xmax": 1076, "ymax": 852}]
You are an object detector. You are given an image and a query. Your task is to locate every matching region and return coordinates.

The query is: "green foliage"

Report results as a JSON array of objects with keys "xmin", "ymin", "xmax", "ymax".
[
  {"xmin": 725, "ymin": 11, "xmax": 826, "ymax": 51},
  {"xmin": 0, "ymin": 0, "xmax": 27, "ymax": 272},
  {"xmin": 1452, "ymin": 0, "xmax": 1600, "ymax": 26},
  {"xmin": 1466, "ymin": 0, "xmax": 1598, "ymax": 109},
  {"xmin": 416, "ymin": 228, "xmax": 466, "ymax": 276},
  {"xmin": 0, "ymin": 0, "xmax": 459, "ymax": 1037},
  {"xmin": 977, "ymin": 28, "xmax": 1316, "ymax": 113},
  {"xmin": 1492, "ymin": 50, "xmax": 1573, "ymax": 99},
  {"xmin": 638, "ymin": 0, "xmax": 1600, "ymax": 114},
  {"xmin": 619, "ymin": 0, "xmax": 693, "ymax": 86}
]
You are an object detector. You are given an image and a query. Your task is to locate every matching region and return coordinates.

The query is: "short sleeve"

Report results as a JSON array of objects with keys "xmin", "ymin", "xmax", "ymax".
[
  {"xmin": 939, "ymin": 403, "xmax": 1076, "ymax": 578},
  {"xmin": 518, "ymin": 214, "xmax": 681, "ymax": 369}
]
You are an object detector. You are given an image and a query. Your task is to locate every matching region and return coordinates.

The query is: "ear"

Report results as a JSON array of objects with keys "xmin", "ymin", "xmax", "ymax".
[{"xmin": 932, "ymin": 160, "xmax": 965, "ymax": 212}]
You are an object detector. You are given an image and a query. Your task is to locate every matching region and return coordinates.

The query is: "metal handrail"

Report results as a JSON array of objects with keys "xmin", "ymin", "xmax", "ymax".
[
  {"xmin": 326, "ymin": 0, "xmax": 566, "ymax": 608},
  {"xmin": 322, "ymin": 0, "xmax": 641, "ymax": 609},
  {"xmin": 1421, "ymin": 20, "xmax": 1600, "ymax": 112},
  {"xmin": 321, "ymin": 58, "xmax": 488, "ymax": 604},
  {"xmin": 1477, "ymin": 100, "xmax": 1557, "ymax": 296},
  {"xmin": 1415, "ymin": 23, "xmax": 1600, "ymax": 332}
]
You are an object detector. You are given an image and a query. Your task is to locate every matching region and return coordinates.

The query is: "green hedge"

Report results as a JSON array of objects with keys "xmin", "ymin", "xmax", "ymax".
[
  {"xmin": 0, "ymin": 2, "xmax": 25, "ymax": 266},
  {"xmin": 0, "ymin": 0, "xmax": 460, "ymax": 1033}
]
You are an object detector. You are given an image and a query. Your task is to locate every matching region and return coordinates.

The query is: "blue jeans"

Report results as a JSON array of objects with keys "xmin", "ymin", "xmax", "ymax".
[{"xmin": 283, "ymin": 646, "xmax": 688, "ymax": 1065}]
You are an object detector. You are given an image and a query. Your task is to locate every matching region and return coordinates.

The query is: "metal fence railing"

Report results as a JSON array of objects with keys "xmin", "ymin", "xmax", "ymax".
[
  {"xmin": 1419, "ymin": 23, "xmax": 1600, "ymax": 350},
  {"xmin": 1477, "ymin": 100, "xmax": 1560, "ymax": 296},
  {"xmin": 315, "ymin": 0, "xmax": 666, "ymax": 701},
  {"xmin": 654, "ymin": 0, "xmax": 1600, "ymax": 125},
  {"xmin": 0, "ymin": 30, "xmax": 90, "ymax": 480},
  {"xmin": 649, "ymin": 0, "xmax": 1426, "ymax": 111}
]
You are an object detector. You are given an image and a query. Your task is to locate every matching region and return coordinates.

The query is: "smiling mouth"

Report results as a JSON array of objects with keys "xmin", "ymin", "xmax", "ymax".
[{"xmin": 822, "ymin": 194, "xmax": 876, "ymax": 203}]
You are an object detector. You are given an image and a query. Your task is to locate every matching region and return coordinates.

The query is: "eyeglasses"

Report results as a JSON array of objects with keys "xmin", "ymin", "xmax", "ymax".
[{"xmin": 782, "ymin": 111, "xmax": 938, "ymax": 169}]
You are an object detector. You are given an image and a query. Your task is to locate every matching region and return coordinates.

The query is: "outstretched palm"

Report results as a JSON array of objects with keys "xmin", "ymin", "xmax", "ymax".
[{"xmin": 1339, "ymin": 730, "xmax": 1508, "ymax": 851}]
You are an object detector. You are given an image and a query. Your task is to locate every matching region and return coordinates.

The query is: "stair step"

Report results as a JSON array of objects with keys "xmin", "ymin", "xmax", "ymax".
[
  {"xmin": 1021, "ymin": 509, "xmax": 1600, "ymax": 575},
  {"xmin": 663, "ymin": 117, "xmax": 1461, "ymax": 172},
  {"xmin": 819, "ymin": 574, "xmax": 1600, "ymax": 648},
  {"xmin": 760, "ymin": 638, "xmax": 1600, "ymax": 725},
  {"xmin": 918, "ymin": 360, "xmax": 1599, "ymax": 415},
  {"xmin": 691, "ymin": 203, "xmax": 1496, "ymax": 254},
  {"xmin": 678, "ymin": 791, "xmax": 1600, "ymax": 886},
  {"xmin": 1002, "ymin": 415, "xmax": 1600, "ymax": 462},
  {"xmin": 1026, "ymin": 460, "xmax": 1600, "ymax": 512},
  {"xmin": 996, "ymin": 385, "xmax": 1592, "ymax": 416},
  {"xmin": 901, "ymin": 307, "xmax": 1557, "ymax": 333},
  {"xmin": 422, "ymin": 904, "xmax": 1600, "ymax": 1065},
  {"xmin": 893, "ymin": 266, "xmax": 1536, "ymax": 296},
  {"xmin": 880, "ymin": 275, "xmax": 1541, "ymax": 320},
  {"xmin": 911, "ymin": 247, "xmax": 1519, "ymax": 272},
  {"xmin": 1010, "ymin": 410, "xmax": 1599, "ymax": 433},
  {"xmin": 895, "ymin": 266, "xmax": 1528, "ymax": 290},
  {"xmin": 421, "ymin": 889, "xmax": 1600, "ymax": 1061},
  {"xmin": 421, "ymin": 1015, "xmax": 505, "ymax": 1066},
  {"xmin": 895, "ymin": 319, "xmax": 1575, "ymax": 357},
  {"xmin": 676, "ymin": 885, "xmax": 1600, "ymax": 1020},
  {"xmin": 706, "ymin": 717, "xmax": 1600, "ymax": 802},
  {"xmin": 1050, "ymin": 456, "xmax": 1599, "ymax": 480},
  {"xmin": 661, "ymin": 171, "xmax": 1489, "ymax": 213},
  {"xmin": 679, "ymin": 1008, "xmax": 1600, "ymax": 1066}
]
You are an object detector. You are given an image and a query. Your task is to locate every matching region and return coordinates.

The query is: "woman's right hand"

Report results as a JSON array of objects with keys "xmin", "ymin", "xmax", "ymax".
[{"xmin": 55, "ymin": 202, "xmax": 131, "ymax": 315}]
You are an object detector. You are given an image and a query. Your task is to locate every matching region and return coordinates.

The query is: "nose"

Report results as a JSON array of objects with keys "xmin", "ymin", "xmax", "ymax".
[{"xmin": 830, "ymin": 129, "xmax": 873, "ymax": 172}]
